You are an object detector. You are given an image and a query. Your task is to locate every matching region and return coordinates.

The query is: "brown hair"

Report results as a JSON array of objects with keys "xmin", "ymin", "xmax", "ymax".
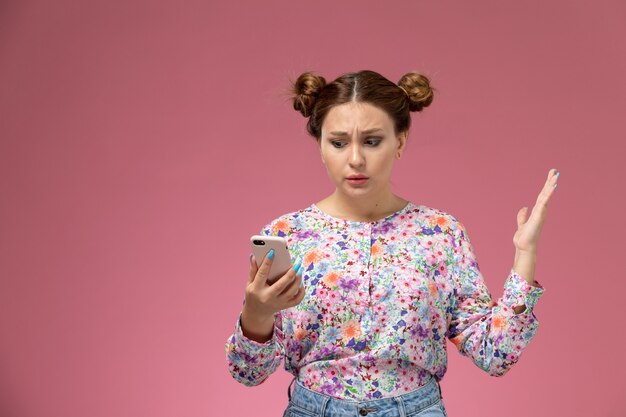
[{"xmin": 290, "ymin": 70, "xmax": 435, "ymax": 139}]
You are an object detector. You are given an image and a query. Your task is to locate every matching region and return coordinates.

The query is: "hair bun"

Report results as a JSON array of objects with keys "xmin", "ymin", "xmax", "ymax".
[
  {"xmin": 291, "ymin": 71, "xmax": 327, "ymax": 117},
  {"xmin": 398, "ymin": 72, "xmax": 435, "ymax": 112}
]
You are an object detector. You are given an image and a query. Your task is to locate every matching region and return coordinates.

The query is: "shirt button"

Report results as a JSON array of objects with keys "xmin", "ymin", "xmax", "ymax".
[{"xmin": 359, "ymin": 409, "xmax": 369, "ymax": 416}]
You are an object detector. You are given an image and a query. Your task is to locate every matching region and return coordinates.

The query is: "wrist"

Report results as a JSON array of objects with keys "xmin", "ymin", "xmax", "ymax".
[
  {"xmin": 241, "ymin": 306, "xmax": 275, "ymax": 327},
  {"xmin": 515, "ymin": 248, "xmax": 535, "ymax": 263},
  {"xmin": 513, "ymin": 249, "xmax": 538, "ymax": 286},
  {"xmin": 515, "ymin": 247, "xmax": 536, "ymax": 256},
  {"xmin": 240, "ymin": 307, "xmax": 276, "ymax": 343}
]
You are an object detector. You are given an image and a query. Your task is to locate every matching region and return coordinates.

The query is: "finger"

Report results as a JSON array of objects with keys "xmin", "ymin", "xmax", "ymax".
[
  {"xmin": 248, "ymin": 254, "xmax": 258, "ymax": 285},
  {"xmin": 549, "ymin": 167, "xmax": 559, "ymax": 179},
  {"xmin": 270, "ymin": 265, "xmax": 299, "ymax": 295},
  {"xmin": 279, "ymin": 271, "xmax": 302, "ymax": 297},
  {"xmin": 285, "ymin": 284, "xmax": 306, "ymax": 307},
  {"xmin": 253, "ymin": 248, "xmax": 275, "ymax": 288},
  {"xmin": 546, "ymin": 168, "xmax": 559, "ymax": 191},
  {"xmin": 271, "ymin": 259, "xmax": 301, "ymax": 294},
  {"xmin": 538, "ymin": 169, "xmax": 560, "ymax": 206},
  {"xmin": 551, "ymin": 168, "xmax": 559, "ymax": 190},
  {"xmin": 285, "ymin": 285, "xmax": 301, "ymax": 302}
]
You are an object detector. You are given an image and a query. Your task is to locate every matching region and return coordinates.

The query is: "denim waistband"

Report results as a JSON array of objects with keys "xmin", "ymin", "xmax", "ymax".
[{"xmin": 286, "ymin": 374, "xmax": 443, "ymax": 417}]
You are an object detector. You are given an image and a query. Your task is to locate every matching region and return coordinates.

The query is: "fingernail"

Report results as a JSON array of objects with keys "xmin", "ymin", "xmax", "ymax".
[
  {"xmin": 249, "ymin": 253, "xmax": 253, "ymax": 265},
  {"xmin": 298, "ymin": 265, "xmax": 304, "ymax": 276},
  {"xmin": 268, "ymin": 249, "xmax": 274, "ymax": 260},
  {"xmin": 292, "ymin": 260, "xmax": 302, "ymax": 272},
  {"xmin": 556, "ymin": 171, "xmax": 560, "ymax": 179},
  {"xmin": 553, "ymin": 183, "xmax": 558, "ymax": 190}
]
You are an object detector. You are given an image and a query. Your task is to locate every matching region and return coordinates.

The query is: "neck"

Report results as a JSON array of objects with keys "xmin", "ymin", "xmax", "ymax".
[{"xmin": 320, "ymin": 189, "xmax": 407, "ymax": 222}]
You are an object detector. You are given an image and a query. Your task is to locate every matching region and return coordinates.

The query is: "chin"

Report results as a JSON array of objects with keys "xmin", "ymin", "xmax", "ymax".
[{"xmin": 343, "ymin": 188, "xmax": 374, "ymax": 198}]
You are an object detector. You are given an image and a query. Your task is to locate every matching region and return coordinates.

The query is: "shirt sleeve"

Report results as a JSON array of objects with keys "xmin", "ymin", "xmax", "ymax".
[
  {"xmin": 445, "ymin": 220, "xmax": 546, "ymax": 377},
  {"xmin": 224, "ymin": 310, "xmax": 285, "ymax": 386},
  {"xmin": 224, "ymin": 223, "xmax": 285, "ymax": 386}
]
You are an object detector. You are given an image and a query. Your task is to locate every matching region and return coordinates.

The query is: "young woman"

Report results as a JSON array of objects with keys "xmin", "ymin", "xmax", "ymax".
[{"xmin": 225, "ymin": 70, "xmax": 557, "ymax": 417}]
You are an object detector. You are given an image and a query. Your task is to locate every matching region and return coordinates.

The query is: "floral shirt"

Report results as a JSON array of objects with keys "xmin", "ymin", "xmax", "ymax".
[{"xmin": 225, "ymin": 202, "xmax": 545, "ymax": 401}]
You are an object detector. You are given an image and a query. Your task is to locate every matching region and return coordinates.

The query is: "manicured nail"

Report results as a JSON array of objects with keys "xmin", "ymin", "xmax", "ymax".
[
  {"xmin": 268, "ymin": 249, "xmax": 274, "ymax": 260},
  {"xmin": 249, "ymin": 253, "xmax": 253, "ymax": 265},
  {"xmin": 553, "ymin": 183, "xmax": 558, "ymax": 190},
  {"xmin": 292, "ymin": 260, "xmax": 302, "ymax": 272},
  {"xmin": 556, "ymin": 171, "xmax": 560, "ymax": 179},
  {"xmin": 298, "ymin": 265, "xmax": 304, "ymax": 276}
]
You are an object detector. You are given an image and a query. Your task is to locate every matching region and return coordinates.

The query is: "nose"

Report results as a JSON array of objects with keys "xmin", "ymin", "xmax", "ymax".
[{"xmin": 348, "ymin": 142, "xmax": 365, "ymax": 168}]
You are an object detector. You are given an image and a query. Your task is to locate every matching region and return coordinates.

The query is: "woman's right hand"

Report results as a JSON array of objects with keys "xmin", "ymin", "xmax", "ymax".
[{"xmin": 240, "ymin": 250, "xmax": 305, "ymax": 342}]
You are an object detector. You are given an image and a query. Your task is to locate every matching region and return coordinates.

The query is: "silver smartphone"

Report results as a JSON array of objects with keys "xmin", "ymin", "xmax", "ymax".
[{"xmin": 250, "ymin": 235, "xmax": 292, "ymax": 285}]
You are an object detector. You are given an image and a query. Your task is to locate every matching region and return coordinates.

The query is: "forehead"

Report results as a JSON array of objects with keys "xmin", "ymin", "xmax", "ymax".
[{"xmin": 322, "ymin": 102, "xmax": 394, "ymax": 135}]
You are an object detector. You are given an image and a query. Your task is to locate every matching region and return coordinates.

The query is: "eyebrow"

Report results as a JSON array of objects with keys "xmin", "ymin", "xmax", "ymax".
[{"xmin": 328, "ymin": 128, "xmax": 385, "ymax": 136}]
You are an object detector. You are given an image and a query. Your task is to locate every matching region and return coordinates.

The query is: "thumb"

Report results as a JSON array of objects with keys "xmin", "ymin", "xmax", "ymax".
[{"xmin": 517, "ymin": 207, "xmax": 529, "ymax": 228}]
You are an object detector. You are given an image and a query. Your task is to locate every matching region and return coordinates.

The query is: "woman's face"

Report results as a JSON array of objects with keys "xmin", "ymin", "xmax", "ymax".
[{"xmin": 318, "ymin": 101, "xmax": 407, "ymax": 199}]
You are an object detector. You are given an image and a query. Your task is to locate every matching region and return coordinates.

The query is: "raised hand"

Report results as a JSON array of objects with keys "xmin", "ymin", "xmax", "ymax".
[{"xmin": 513, "ymin": 168, "xmax": 560, "ymax": 253}]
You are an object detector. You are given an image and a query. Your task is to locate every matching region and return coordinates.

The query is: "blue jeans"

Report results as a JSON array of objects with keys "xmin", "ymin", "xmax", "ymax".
[{"xmin": 283, "ymin": 374, "xmax": 448, "ymax": 417}]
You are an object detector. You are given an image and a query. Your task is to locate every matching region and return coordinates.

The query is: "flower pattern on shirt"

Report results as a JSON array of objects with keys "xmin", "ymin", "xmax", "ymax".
[{"xmin": 225, "ymin": 202, "xmax": 545, "ymax": 400}]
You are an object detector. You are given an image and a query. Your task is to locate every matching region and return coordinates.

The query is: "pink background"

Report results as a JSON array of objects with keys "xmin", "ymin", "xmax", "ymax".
[{"xmin": 1, "ymin": 1, "xmax": 625, "ymax": 416}]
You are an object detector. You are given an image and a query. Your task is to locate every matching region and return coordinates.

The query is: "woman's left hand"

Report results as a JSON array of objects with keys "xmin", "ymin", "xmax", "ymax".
[{"xmin": 513, "ymin": 168, "xmax": 560, "ymax": 253}]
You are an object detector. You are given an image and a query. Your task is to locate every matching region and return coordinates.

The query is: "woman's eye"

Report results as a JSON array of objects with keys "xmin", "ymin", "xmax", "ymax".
[
  {"xmin": 331, "ymin": 141, "xmax": 346, "ymax": 148},
  {"xmin": 365, "ymin": 138, "xmax": 382, "ymax": 146}
]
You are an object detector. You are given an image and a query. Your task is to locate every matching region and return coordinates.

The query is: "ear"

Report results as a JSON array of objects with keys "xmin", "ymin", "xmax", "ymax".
[{"xmin": 396, "ymin": 130, "xmax": 408, "ymax": 159}]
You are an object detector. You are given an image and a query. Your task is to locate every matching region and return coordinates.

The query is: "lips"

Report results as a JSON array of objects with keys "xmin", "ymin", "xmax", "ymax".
[{"xmin": 346, "ymin": 175, "xmax": 369, "ymax": 186}]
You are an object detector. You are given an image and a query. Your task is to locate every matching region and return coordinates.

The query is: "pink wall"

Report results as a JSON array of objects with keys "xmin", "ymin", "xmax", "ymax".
[{"xmin": 1, "ymin": 1, "xmax": 625, "ymax": 416}]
